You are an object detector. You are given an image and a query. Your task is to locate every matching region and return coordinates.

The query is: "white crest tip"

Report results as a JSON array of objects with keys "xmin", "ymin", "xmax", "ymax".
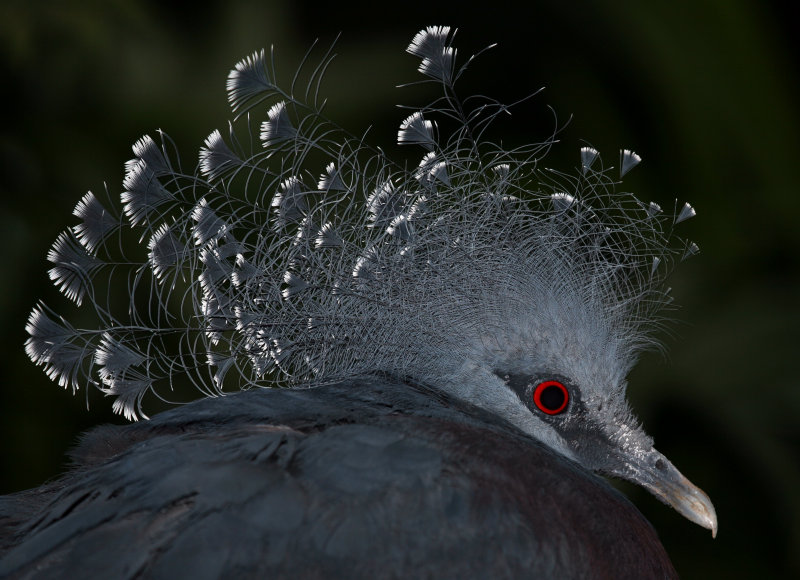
[
  {"xmin": 620, "ymin": 149, "xmax": 642, "ymax": 177},
  {"xmin": 580, "ymin": 147, "xmax": 599, "ymax": 173},
  {"xmin": 675, "ymin": 202, "xmax": 696, "ymax": 224}
]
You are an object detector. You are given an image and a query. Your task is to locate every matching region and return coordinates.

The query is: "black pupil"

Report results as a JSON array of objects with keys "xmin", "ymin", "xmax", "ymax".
[{"xmin": 540, "ymin": 385, "xmax": 565, "ymax": 410}]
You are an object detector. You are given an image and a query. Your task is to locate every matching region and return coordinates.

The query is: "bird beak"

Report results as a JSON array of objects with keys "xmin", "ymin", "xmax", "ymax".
[{"xmin": 615, "ymin": 447, "xmax": 718, "ymax": 538}]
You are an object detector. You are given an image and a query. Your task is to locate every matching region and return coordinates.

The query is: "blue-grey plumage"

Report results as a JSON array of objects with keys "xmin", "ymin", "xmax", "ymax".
[
  {"xmin": 12, "ymin": 25, "xmax": 715, "ymax": 576},
  {"xmin": 2, "ymin": 378, "xmax": 679, "ymax": 578}
]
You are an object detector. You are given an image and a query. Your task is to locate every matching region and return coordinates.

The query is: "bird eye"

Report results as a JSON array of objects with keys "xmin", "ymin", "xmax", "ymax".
[{"xmin": 533, "ymin": 380, "xmax": 569, "ymax": 415}]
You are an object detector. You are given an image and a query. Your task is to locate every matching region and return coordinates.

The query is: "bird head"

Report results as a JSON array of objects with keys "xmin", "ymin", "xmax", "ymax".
[{"xmin": 421, "ymin": 208, "xmax": 717, "ymax": 536}]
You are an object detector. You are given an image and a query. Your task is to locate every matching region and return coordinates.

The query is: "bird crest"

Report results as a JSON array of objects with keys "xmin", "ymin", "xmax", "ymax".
[{"xmin": 25, "ymin": 26, "xmax": 698, "ymax": 422}]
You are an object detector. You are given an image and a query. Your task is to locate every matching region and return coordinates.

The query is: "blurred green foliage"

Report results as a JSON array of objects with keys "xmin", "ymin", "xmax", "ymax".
[{"xmin": 1, "ymin": 1, "xmax": 798, "ymax": 577}]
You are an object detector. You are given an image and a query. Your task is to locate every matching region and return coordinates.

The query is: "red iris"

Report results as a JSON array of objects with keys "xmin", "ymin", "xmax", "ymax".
[{"xmin": 533, "ymin": 380, "xmax": 569, "ymax": 415}]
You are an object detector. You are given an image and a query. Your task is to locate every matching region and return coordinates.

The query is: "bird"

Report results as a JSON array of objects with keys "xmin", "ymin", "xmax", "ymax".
[{"xmin": 2, "ymin": 25, "xmax": 715, "ymax": 578}]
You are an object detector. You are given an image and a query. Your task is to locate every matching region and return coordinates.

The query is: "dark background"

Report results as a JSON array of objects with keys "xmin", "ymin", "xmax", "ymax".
[{"xmin": 1, "ymin": 1, "xmax": 798, "ymax": 577}]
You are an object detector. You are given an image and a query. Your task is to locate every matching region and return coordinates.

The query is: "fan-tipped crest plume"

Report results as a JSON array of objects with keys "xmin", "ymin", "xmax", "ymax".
[{"xmin": 25, "ymin": 26, "xmax": 697, "ymax": 421}]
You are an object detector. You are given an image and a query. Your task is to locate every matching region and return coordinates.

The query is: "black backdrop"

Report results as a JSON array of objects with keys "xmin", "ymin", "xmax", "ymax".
[{"xmin": 1, "ymin": 1, "xmax": 798, "ymax": 577}]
